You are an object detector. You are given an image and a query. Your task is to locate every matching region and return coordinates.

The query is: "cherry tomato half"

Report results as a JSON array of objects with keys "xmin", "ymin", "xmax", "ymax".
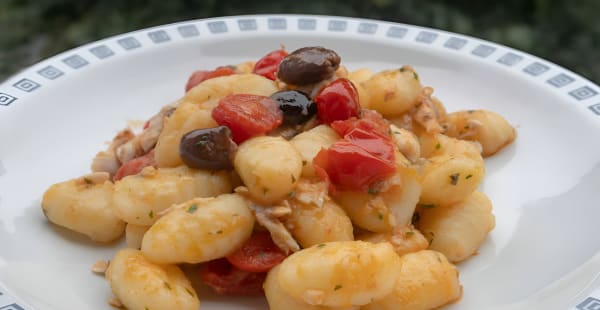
[
  {"xmin": 113, "ymin": 150, "xmax": 156, "ymax": 181},
  {"xmin": 226, "ymin": 231, "xmax": 287, "ymax": 273},
  {"xmin": 331, "ymin": 109, "xmax": 390, "ymax": 139},
  {"xmin": 313, "ymin": 132, "xmax": 396, "ymax": 191},
  {"xmin": 185, "ymin": 66, "xmax": 235, "ymax": 92},
  {"xmin": 253, "ymin": 49, "xmax": 288, "ymax": 80},
  {"xmin": 200, "ymin": 258, "xmax": 266, "ymax": 295},
  {"xmin": 314, "ymin": 78, "xmax": 360, "ymax": 125},
  {"xmin": 212, "ymin": 94, "xmax": 283, "ymax": 144}
]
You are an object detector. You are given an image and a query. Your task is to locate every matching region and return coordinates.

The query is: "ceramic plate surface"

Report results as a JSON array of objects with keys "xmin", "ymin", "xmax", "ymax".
[{"xmin": 1, "ymin": 15, "xmax": 599, "ymax": 310}]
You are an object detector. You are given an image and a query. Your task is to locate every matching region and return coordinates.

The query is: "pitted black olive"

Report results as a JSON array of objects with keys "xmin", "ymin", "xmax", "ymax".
[
  {"xmin": 270, "ymin": 90, "xmax": 317, "ymax": 125},
  {"xmin": 179, "ymin": 126, "xmax": 236, "ymax": 170},
  {"xmin": 277, "ymin": 47, "xmax": 340, "ymax": 85}
]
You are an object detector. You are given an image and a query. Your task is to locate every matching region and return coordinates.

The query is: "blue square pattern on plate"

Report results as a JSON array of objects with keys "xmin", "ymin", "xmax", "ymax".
[
  {"xmin": 497, "ymin": 52, "xmax": 523, "ymax": 66},
  {"xmin": 117, "ymin": 37, "xmax": 141, "ymax": 50},
  {"xmin": 62, "ymin": 55, "xmax": 89, "ymax": 69},
  {"xmin": 0, "ymin": 304, "xmax": 25, "ymax": 310},
  {"xmin": 577, "ymin": 297, "xmax": 600, "ymax": 310},
  {"xmin": 89, "ymin": 45, "xmax": 114, "ymax": 59},
  {"xmin": 298, "ymin": 18, "xmax": 316, "ymax": 30},
  {"xmin": 547, "ymin": 73, "xmax": 575, "ymax": 88},
  {"xmin": 472, "ymin": 44, "xmax": 496, "ymax": 57},
  {"xmin": 208, "ymin": 21, "xmax": 228, "ymax": 33},
  {"xmin": 444, "ymin": 37, "xmax": 467, "ymax": 50},
  {"xmin": 238, "ymin": 19, "xmax": 257, "ymax": 31},
  {"xmin": 13, "ymin": 79, "xmax": 40, "ymax": 92},
  {"xmin": 268, "ymin": 18, "xmax": 286, "ymax": 30},
  {"xmin": 148, "ymin": 30, "xmax": 170, "ymax": 43},
  {"xmin": 37, "ymin": 66, "xmax": 64, "ymax": 80},
  {"xmin": 178, "ymin": 25, "xmax": 199, "ymax": 37},
  {"xmin": 589, "ymin": 104, "xmax": 600, "ymax": 115},
  {"xmin": 0, "ymin": 93, "xmax": 17, "ymax": 106},
  {"xmin": 523, "ymin": 62, "xmax": 550, "ymax": 76},
  {"xmin": 570, "ymin": 86, "xmax": 598, "ymax": 101},
  {"xmin": 358, "ymin": 23, "xmax": 378, "ymax": 34},
  {"xmin": 415, "ymin": 31, "xmax": 438, "ymax": 44},
  {"xmin": 387, "ymin": 26, "xmax": 408, "ymax": 38},
  {"xmin": 328, "ymin": 20, "xmax": 347, "ymax": 32}
]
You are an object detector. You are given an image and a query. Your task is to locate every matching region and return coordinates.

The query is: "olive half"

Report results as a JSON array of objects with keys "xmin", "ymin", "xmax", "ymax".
[
  {"xmin": 277, "ymin": 46, "xmax": 340, "ymax": 85},
  {"xmin": 270, "ymin": 90, "xmax": 317, "ymax": 125},
  {"xmin": 179, "ymin": 126, "xmax": 236, "ymax": 170}
]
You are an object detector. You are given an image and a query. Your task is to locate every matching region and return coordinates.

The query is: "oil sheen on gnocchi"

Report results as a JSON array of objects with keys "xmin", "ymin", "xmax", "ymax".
[{"xmin": 41, "ymin": 46, "xmax": 515, "ymax": 309}]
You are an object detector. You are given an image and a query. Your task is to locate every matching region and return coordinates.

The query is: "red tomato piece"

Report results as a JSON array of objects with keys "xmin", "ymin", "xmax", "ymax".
[
  {"xmin": 314, "ymin": 78, "xmax": 360, "ymax": 124},
  {"xmin": 226, "ymin": 231, "xmax": 287, "ymax": 273},
  {"xmin": 331, "ymin": 109, "xmax": 390, "ymax": 138},
  {"xmin": 313, "ymin": 140, "xmax": 396, "ymax": 191},
  {"xmin": 200, "ymin": 258, "xmax": 267, "ymax": 295},
  {"xmin": 185, "ymin": 66, "xmax": 235, "ymax": 92},
  {"xmin": 344, "ymin": 128, "xmax": 395, "ymax": 162},
  {"xmin": 252, "ymin": 49, "xmax": 288, "ymax": 80},
  {"xmin": 212, "ymin": 94, "xmax": 283, "ymax": 144},
  {"xmin": 113, "ymin": 150, "xmax": 156, "ymax": 181}
]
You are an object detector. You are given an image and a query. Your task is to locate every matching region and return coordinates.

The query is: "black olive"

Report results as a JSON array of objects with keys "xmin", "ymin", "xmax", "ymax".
[
  {"xmin": 179, "ymin": 126, "xmax": 236, "ymax": 170},
  {"xmin": 277, "ymin": 46, "xmax": 340, "ymax": 85},
  {"xmin": 270, "ymin": 90, "xmax": 317, "ymax": 125}
]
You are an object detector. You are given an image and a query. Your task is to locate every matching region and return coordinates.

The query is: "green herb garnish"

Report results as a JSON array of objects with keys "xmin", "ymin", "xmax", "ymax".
[
  {"xmin": 465, "ymin": 174, "xmax": 473, "ymax": 179},
  {"xmin": 334, "ymin": 284, "xmax": 342, "ymax": 291},
  {"xmin": 187, "ymin": 204, "xmax": 198, "ymax": 214},
  {"xmin": 413, "ymin": 72, "xmax": 419, "ymax": 80},
  {"xmin": 449, "ymin": 173, "xmax": 460, "ymax": 185},
  {"xmin": 148, "ymin": 210, "xmax": 154, "ymax": 219}
]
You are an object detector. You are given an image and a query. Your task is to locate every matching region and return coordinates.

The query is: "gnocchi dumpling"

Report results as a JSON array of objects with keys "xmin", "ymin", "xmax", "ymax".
[
  {"xmin": 234, "ymin": 136, "xmax": 303, "ymax": 205},
  {"xmin": 358, "ymin": 225, "xmax": 429, "ymax": 257},
  {"xmin": 363, "ymin": 250, "xmax": 462, "ymax": 310},
  {"xmin": 361, "ymin": 66, "xmax": 423, "ymax": 117},
  {"xmin": 41, "ymin": 174, "xmax": 125, "ymax": 242},
  {"xmin": 277, "ymin": 241, "xmax": 401, "ymax": 307},
  {"xmin": 264, "ymin": 265, "xmax": 359, "ymax": 310},
  {"xmin": 141, "ymin": 193, "xmax": 255, "ymax": 264},
  {"xmin": 290, "ymin": 125, "xmax": 340, "ymax": 178},
  {"xmin": 112, "ymin": 166, "xmax": 232, "ymax": 226},
  {"xmin": 443, "ymin": 109, "xmax": 516, "ymax": 157},
  {"xmin": 417, "ymin": 191, "xmax": 495, "ymax": 262},
  {"xmin": 106, "ymin": 248, "xmax": 200, "ymax": 310}
]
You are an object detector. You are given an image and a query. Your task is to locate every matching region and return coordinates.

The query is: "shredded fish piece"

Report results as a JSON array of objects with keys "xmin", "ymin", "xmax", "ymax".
[
  {"xmin": 413, "ymin": 87, "xmax": 443, "ymax": 133},
  {"xmin": 249, "ymin": 203, "xmax": 300, "ymax": 254}
]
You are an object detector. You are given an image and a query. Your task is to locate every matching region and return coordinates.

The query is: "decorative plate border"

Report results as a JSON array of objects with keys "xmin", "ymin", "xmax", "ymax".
[
  {"xmin": 0, "ymin": 14, "xmax": 598, "ymax": 309},
  {"xmin": 1, "ymin": 15, "xmax": 599, "ymax": 118}
]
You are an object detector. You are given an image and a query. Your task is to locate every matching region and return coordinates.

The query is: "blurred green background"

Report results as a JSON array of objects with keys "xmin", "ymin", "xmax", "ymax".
[{"xmin": 1, "ymin": 0, "xmax": 599, "ymax": 83}]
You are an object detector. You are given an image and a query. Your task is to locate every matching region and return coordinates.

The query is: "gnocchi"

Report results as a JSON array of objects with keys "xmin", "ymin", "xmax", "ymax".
[{"xmin": 41, "ymin": 46, "xmax": 516, "ymax": 309}]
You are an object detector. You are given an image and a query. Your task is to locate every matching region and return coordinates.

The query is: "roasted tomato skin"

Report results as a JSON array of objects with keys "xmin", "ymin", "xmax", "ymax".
[
  {"xmin": 185, "ymin": 66, "xmax": 235, "ymax": 92},
  {"xmin": 200, "ymin": 258, "xmax": 267, "ymax": 295},
  {"xmin": 314, "ymin": 78, "xmax": 360, "ymax": 125},
  {"xmin": 253, "ymin": 49, "xmax": 288, "ymax": 80},
  {"xmin": 211, "ymin": 94, "xmax": 283, "ymax": 144},
  {"xmin": 226, "ymin": 231, "xmax": 287, "ymax": 273}
]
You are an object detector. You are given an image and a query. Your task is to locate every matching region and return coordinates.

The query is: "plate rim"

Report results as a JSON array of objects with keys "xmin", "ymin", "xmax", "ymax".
[
  {"xmin": 1, "ymin": 14, "xmax": 599, "ymax": 310},
  {"xmin": 0, "ymin": 14, "xmax": 599, "ymax": 118}
]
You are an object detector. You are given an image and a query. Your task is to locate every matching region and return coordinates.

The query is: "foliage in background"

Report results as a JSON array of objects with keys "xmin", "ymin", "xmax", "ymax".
[{"xmin": 1, "ymin": 0, "xmax": 599, "ymax": 83}]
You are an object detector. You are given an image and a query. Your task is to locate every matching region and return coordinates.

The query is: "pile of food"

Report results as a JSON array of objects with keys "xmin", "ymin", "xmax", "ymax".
[{"xmin": 41, "ymin": 46, "xmax": 516, "ymax": 309}]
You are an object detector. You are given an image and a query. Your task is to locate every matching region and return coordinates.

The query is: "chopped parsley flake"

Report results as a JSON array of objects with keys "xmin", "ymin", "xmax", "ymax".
[
  {"xmin": 164, "ymin": 282, "xmax": 171, "ymax": 290},
  {"xmin": 399, "ymin": 67, "xmax": 406, "ymax": 72},
  {"xmin": 263, "ymin": 187, "xmax": 269, "ymax": 194},
  {"xmin": 291, "ymin": 174, "xmax": 296, "ymax": 183},
  {"xmin": 428, "ymin": 232, "xmax": 435, "ymax": 245},
  {"xmin": 411, "ymin": 212, "xmax": 421, "ymax": 225},
  {"xmin": 378, "ymin": 213, "xmax": 384, "ymax": 220},
  {"xmin": 405, "ymin": 231, "xmax": 415, "ymax": 237},
  {"xmin": 465, "ymin": 174, "xmax": 473, "ymax": 179},
  {"xmin": 185, "ymin": 288, "xmax": 194, "ymax": 296},
  {"xmin": 83, "ymin": 177, "xmax": 93, "ymax": 185},
  {"xmin": 435, "ymin": 143, "xmax": 441, "ymax": 150},
  {"xmin": 449, "ymin": 173, "xmax": 460, "ymax": 185},
  {"xmin": 334, "ymin": 284, "xmax": 342, "ymax": 291},
  {"xmin": 317, "ymin": 243, "xmax": 326, "ymax": 248},
  {"xmin": 302, "ymin": 160, "xmax": 307, "ymax": 166},
  {"xmin": 367, "ymin": 188, "xmax": 379, "ymax": 195},
  {"xmin": 187, "ymin": 204, "xmax": 198, "ymax": 214},
  {"xmin": 148, "ymin": 210, "xmax": 154, "ymax": 219},
  {"xmin": 413, "ymin": 72, "xmax": 419, "ymax": 80},
  {"xmin": 419, "ymin": 204, "xmax": 436, "ymax": 209},
  {"xmin": 287, "ymin": 191, "xmax": 295, "ymax": 198}
]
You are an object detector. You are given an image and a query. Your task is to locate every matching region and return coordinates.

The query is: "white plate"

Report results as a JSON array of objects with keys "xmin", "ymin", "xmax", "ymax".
[{"xmin": 1, "ymin": 15, "xmax": 600, "ymax": 310}]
